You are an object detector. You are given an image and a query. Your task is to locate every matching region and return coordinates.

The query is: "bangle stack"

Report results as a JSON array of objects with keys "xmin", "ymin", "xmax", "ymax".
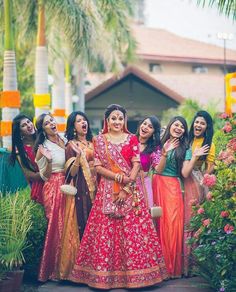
[
  {"xmin": 114, "ymin": 173, "xmax": 124, "ymax": 183},
  {"xmin": 47, "ymin": 159, "xmax": 52, "ymax": 163},
  {"xmin": 73, "ymin": 162, "xmax": 80, "ymax": 167},
  {"xmin": 161, "ymin": 150, "xmax": 167, "ymax": 158}
]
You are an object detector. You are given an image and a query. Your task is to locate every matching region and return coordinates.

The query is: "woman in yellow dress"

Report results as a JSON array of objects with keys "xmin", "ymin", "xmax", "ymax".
[{"xmin": 183, "ymin": 110, "xmax": 215, "ymax": 276}]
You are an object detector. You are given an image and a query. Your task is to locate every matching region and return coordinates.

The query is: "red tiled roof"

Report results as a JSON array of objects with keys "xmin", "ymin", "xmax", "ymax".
[
  {"xmin": 85, "ymin": 66, "xmax": 184, "ymax": 104},
  {"xmin": 132, "ymin": 25, "xmax": 236, "ymax": 65}
]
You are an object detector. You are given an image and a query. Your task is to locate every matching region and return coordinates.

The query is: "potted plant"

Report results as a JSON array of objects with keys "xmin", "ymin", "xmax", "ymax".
[{"xmin": 0, "ymin": 191, "xmax": 34, "ymax": 292}]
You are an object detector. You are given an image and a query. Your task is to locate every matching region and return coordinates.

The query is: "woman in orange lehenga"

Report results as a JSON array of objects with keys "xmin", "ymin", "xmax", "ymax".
[
  {"xmin": 69, "ymin": 104, "xmax": 168, "ymax": 289},
  {"xmin": 183, "ymin": 111, "xmax": 215, "ymax": 276},
  {"xmin": 152, "ymin": 116, "xmax": 209, "ymax": 278},
  {"xmin": 35, "ymin": 114, "xmax": 79, "ymax": 281}
]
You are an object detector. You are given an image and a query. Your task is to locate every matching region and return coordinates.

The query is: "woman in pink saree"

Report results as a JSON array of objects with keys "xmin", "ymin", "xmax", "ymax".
[{"xmin": 69, "ymin": 104, "xmax": 168, "ymax": 289}]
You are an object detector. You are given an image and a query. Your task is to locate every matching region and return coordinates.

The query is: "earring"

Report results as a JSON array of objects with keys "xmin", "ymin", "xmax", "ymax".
[
  {"xmin": 153, "ymin": 134, "xmax": 155, "ymax": 141},
  {"xmin": 74, "ymin": 129, "xmax": 77, "ymax": 137}
]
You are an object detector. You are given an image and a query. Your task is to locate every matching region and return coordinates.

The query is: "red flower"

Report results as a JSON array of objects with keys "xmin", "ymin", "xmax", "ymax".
[
  {"xmin": 197, "ymin": 208, "xmax": 205, "ymax": 214},
  {"xmin": 202, "ymin": 219, "xmax": 211, "ymax": 227},
  {"xmin": 224, "ymin": 224, "xmax": 234, "ymax": 234},
  {"xmin": 202, "ymin": 174, "xmax": 217, "ymax": 188},
  {"xmin": 206, "ymin": 192, "xmax": 213, "ymax": 201},
  {"xmin": 221, "ymin": 211, "xmax": 229, "ymax": 218},
  {"xmin": 222, "ymin": 122, "xmax": 232, "ymax": 133}
]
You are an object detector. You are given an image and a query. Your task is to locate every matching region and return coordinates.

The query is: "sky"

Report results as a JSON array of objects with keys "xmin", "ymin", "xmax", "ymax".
[{"xmin": 145, "ymin": 0, "xmax": 236, "ymax": 50}]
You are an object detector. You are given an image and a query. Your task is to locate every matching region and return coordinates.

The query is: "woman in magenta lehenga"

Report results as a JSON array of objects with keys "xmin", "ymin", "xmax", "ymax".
[
  {"xmin": 136, "ymin": 116, "xmax": 162, "ymax": 208},
  {"xmin": 69, "ymin": 104, "xmax": 168, "ymax": 289}
]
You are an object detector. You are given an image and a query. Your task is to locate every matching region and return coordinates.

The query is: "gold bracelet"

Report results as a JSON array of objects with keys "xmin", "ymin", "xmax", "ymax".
[
  {"xmin": 73, "ymin": 163, "xmax": 80, "ymax": 167},
  {"xmin": 115, "ymin": 173, "xmax": 119, "ymax": 182}
]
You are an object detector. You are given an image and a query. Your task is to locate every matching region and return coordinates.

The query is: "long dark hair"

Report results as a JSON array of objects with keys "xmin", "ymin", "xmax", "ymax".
[
  {"xmin": 189, "ymin": 110, "xmax": 214, "ymax": 161},
  {"xmin": 65, "ymin": 111, "xmax": 93, "ymax": 142},
  {"xmin": 161, "ymin": 116, "xmax": 189, "ymax": 177},
  {"xmin": 34, "ymin": 113, "xmax": 49, "ymax": 153},
  {"xmin": 9, "ymin": 114, "xmax": 36, "ymax": 171},
  {"xmin": 136, "ymin": 116, "xmax": 161, "ymax": 154}
]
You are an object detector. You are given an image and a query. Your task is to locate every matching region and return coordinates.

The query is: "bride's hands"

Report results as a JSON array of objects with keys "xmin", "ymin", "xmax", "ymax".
[{"xmin": 114, "ymin": 190, "xmax": 127, "ymax": 205}]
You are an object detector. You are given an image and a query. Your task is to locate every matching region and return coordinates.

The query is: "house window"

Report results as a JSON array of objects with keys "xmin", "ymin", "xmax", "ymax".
[
  {"xmin": 192, "ymin": 65, "xmax": 208, "ymax": 74},
  {"xmin": 149, "ymin": 63, "xmax": 162, "ymax": 73}
]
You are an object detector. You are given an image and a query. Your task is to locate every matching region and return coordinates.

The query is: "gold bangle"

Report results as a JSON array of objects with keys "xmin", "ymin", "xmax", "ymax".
[{"xmin": 73, "ymin": 163, "xmax": 80, "ymax": 167}]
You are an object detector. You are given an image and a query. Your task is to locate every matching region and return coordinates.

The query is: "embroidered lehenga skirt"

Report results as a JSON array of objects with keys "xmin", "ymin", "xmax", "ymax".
[{"xmin": 68, "ymin": 178, "xmax": 168, "ymax": 289}]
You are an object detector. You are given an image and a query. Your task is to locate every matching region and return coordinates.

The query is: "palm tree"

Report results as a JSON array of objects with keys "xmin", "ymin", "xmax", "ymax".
[
  {"xmin": 1, "ymin": 0, "xmax": 19, "ymax": 148},
  {"xmin": 197, "ymin": 0, "xmax": 236, "ymax": 19},
  {"xmin": 65, "ymin": 62, "xmax": 72, "ymax": 116},
  {"xmin": 34, "ymin": 2, "xmax": 50, "ymax": 117}
]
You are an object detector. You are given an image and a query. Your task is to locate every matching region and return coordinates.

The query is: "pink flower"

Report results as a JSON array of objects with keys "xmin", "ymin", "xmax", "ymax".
[
  {"xmin": 219, "ymin": 113, "xmax": 229, "ymax": 119},
  {"xmin": 190, "ymin": 199, "xmax": 198, "ymax": 206},
  {"xmin": 224, "ymin": 224, "xmax": 234, "ymax": 234},
  {"xmin": 193, "ymin": 228, "xmax": 202, "ymax": 239},
  {"xmin": 202, "ymin": 174, "xmax": 217, "ymax": 188},
  {"xmin": 202, "ymin": 219, "xmax": 211, "ymax": 227},
  {"xmin": 227, "ymin": 138, "xmax": 236, "ymax": 152},
  {"xmin": 197, "ymin": 208, "xmax": 205, "ymax": 214},
  {"xmin": 218, "ymin": 149, "xmax": 235, "ymax": 165},
  {"xmin": 206, "ymin": 192, "xmax": 213, "ymax": 201},
  {"xmin": 221, "ymin": 211, "xmax": 229, "ymax": 218},
  {"xmin": 222, "ymin": 122, "xmax": 232, "ymax": 133}
]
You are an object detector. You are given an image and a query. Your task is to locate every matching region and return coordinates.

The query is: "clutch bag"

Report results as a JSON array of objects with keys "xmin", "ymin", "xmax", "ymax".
[
  {"xmin": 60, "ymin": 183, "xmax": 77, "ymax": 196},
  {"xmin": 150, "ymin": 206, "xmax": 162, "ymax": 218}
]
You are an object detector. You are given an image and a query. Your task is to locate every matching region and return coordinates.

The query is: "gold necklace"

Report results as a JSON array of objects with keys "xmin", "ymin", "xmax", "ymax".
[
  {"xmin": 77, "ymin": 138, "xmax": 93, "ymax": 149},
  {"xmin": 107, "ymin": 133, "xmax": 126, "ymax": 143}
]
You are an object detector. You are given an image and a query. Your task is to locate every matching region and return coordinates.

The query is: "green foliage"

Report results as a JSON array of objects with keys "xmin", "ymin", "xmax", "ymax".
[
  {"xmin": 0, "ymin": 189, "xmax": 34, "ymax": 271},
  {"xmin": 197, "ymin": 0, "xmax": 236, "ymax": 20},
  {"xmin": 22, "ymin": 192, "xmax": 47, "ymax": 280},
  {"xmin": 0, "ymin": 187, "xmax": 47, "ymax": 280},
  {"xmin": 161, "ymin": 98, "xmax": 223, "ymax": 131},
  {"xmin": 189, "ymin": 114, "xmax": 236, "ymax": 291}
]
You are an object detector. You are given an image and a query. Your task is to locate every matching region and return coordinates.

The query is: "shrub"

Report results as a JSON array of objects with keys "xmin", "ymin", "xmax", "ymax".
[
  {"xmin": 20, "ymin": 189, "xmax": 47, "ymax": 280},
  {"xmin": 189, "ymin": 114, "xmax": 236, "ymax": 292}
]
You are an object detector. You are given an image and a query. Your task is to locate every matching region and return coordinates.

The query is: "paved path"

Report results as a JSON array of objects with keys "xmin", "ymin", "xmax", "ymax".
[{"xmin": 38, "ymin": 277, "xmax": 213, "ymax": 292}]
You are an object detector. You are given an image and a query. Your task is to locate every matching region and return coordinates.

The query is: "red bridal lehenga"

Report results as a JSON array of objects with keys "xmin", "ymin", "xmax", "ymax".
[{"xmin": 68, "ymin": 134, "xmax": 168, "ymax": 289}]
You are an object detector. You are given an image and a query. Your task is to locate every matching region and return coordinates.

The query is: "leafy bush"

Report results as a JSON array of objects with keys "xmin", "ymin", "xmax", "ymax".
[
  {"xmin": 20, "ymin": 189, "xmax": 47, "ymax": 280},
  {"xmin": 189, "ymin": 114, "xmax": 236, "ymax": 292},
  {"xmin": 0, "ymin": 188, "xmax": 47, "ymax": 280},
  {"xmin": 0, "ymin": 190, "xmax": 34, "ymax": 271}
]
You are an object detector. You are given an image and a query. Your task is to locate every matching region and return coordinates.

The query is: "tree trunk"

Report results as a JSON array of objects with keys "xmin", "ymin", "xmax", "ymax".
[
  {"xmin": 65, "ymin": 62, "xmax": 72, "ymax": 115},
  {"xmin": 34, "ymin": 4, "xmax": 50, "ymax": 118},
  {"xmin": 51, "ymin": 59, "xmax": 66, "ymax": 133},
  {"xmin": 2, "ymin": 0, "xmax": 19, "ymax": 149}
]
